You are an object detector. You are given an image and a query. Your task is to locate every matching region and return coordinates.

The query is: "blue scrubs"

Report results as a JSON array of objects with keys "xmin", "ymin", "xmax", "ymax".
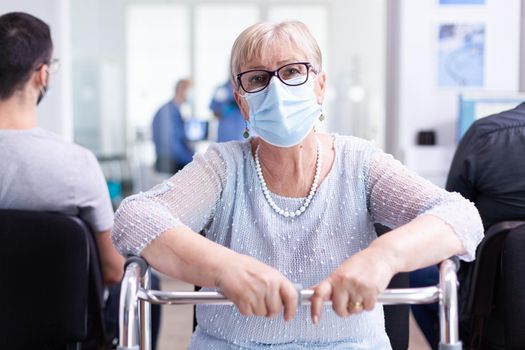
[{"xmin": 152, "ymin": 100, "xmax": 194, "ymax": 173}]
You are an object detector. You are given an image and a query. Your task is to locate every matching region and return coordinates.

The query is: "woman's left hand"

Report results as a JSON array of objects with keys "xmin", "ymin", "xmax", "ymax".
[{"xmin": 309, "ymin": 246, "xmax": 396, "ymax": 324}]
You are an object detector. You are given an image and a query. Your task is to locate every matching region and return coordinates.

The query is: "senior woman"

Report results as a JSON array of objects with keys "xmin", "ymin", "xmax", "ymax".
[{"xmin": 113, "ymin": 21, "xmax": 483, "ymax": 349}]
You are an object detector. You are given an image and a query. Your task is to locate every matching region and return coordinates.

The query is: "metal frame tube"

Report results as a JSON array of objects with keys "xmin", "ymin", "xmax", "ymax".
[
  {"xmin": 137, "ymin": 286, "xmax": 440, "ymax": 306},
  {"xmin": 117, "ymin": 262, "xmax": 142, "ymax": 350},
  {"xmin": 439, "ymin": 259, "xmax": 462, "ymax": 350},
  {"xmin": 119, "ymin": 258, "xmax": 461, "ymax": 349},
  {"xmin": 140, "ymin": 268, "xmax": 152, "ymax": 350}
]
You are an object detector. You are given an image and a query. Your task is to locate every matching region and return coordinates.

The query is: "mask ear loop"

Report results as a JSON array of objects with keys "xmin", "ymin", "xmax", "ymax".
[{"xmin": 37, "ymin": 68, "xmax": 49, "ymax": 105}]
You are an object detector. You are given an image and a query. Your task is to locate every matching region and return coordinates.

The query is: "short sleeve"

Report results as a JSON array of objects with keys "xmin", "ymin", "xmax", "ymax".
[
  {"xmin": 365, "ymin": 149, "xmax": 483, "ymax": 261},
  {"xmin": 75, "ymin": 150, "xmax": 114, "ymax": 233},
  {"xmin": 112, "ymin": 143, "xmax": 228, "ymax": 256}
]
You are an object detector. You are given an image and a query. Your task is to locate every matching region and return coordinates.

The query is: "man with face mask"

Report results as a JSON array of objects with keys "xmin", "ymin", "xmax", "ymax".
[{"xmin": 0, "ymin": 11, "xmax": 136, "ymax": 348}]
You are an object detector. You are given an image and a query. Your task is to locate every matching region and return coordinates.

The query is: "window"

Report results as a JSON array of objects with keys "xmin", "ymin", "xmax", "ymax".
[
  {"xmin": 194, "ymin": 4, "xmax": 259, "ymax": 120},
  {"xmin": 126, "ymin": 4, "xmax": 190, "ymax": 130}
]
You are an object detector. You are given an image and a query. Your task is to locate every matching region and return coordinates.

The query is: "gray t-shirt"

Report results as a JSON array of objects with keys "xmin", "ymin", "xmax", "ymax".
[{"xmin": 0, "ymin": 127, "xmax": 113, "ymax": 232}]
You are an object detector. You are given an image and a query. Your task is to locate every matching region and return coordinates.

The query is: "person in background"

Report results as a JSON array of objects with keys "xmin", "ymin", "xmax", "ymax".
[
  {"xmin": 113, "ymin": 21, "xmax": 483, "ymax": 349},
  {"xmin": 0, "ymin": 12, "xmax": 161, "ymax": 349},
  {"xmin": 210, "ymin": 80, "xmax": 246, "ymax": 142},
  {"xmin": 410, "ymin": 102, "xmax": 525, "ymax": 349},
  {"xmin": 152, "ymin": 79, "xmax": 195, "ymax": 173}
]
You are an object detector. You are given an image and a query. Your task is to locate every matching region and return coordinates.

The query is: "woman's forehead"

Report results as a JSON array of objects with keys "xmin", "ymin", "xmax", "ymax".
[{"xmin": 242, "ymin": 41, "xmax": 307, "ymax": 71}]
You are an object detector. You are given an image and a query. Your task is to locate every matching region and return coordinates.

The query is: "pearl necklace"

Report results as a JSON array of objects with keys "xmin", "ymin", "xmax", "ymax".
[{"xmin": 255, "ymin": 138, "xmax": 322, "ymax": 218}]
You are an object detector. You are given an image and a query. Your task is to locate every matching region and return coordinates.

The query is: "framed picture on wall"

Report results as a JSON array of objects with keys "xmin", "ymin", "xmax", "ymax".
[{"xmin": 437, "ymin": 23, "xmax": 485, "ymax": 87}]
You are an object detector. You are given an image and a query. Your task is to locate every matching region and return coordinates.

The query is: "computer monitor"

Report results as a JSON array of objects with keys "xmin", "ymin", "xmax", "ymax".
[
  {"xmin": 184, "ymin": 119, "xmax": 209, "ymax": 142},
  {"xmin": 457, "ymin": 92, "xmax": 525, "ymax": 140}
]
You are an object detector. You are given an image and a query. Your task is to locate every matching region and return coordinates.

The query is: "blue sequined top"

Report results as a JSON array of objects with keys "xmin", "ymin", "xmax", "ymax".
[{"xmin": 113, "ymin": 134, "xmax": 483, "ymax": 349}]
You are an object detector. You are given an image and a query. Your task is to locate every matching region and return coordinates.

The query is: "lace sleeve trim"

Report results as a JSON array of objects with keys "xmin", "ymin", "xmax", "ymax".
[
  {"xmin": 112, "ymin": 143, "xmax": 231, "ymax": 255},
  {"xmin": 365, "ymin": 149, "xmax": 483, "ymax": 261}
]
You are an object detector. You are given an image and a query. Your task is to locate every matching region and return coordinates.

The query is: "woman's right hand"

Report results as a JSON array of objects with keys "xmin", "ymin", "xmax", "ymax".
[
  {"xmin": 214, "ymin": 252, "xmax": 299, "ymax": 321},
  {"xmin": 140, "ymin": 228, "xmax": 298, "ymax": 320}
]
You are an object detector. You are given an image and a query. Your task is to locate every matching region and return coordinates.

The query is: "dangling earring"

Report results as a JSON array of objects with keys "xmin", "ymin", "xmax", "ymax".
[
  {"xmin": 243, "ymin": 120, "xmax": 250, "ymax": 139},
  {"xmin": 319, "ymin": 111, "xmax": 325, "ymax": 122}
]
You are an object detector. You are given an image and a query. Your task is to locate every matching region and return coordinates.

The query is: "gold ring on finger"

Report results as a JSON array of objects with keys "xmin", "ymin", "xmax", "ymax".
[{"xmin": 349, "ymin": 301, "xmax": 363, "ymax": 310}]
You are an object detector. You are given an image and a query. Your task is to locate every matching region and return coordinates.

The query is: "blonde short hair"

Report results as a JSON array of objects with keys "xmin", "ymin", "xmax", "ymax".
[{"xmin": 230, "ymin": 21, "xmax": 322, "ymax": 87}]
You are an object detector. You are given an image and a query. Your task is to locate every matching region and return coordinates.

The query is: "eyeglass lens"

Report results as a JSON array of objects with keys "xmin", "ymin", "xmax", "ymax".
[
  {"xmin": 48, "ymin": 59, "xmax": 60, "ymax": 74},
  {"xmin": 240, "ymin": 63, "xmax": 309, "ymax": 93}
]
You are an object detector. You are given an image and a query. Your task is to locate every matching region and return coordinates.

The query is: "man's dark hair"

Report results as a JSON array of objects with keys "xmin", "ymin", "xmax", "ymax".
[{"xmin": 0, "ymin": 12, "xmax": 53, "ymax": 100}]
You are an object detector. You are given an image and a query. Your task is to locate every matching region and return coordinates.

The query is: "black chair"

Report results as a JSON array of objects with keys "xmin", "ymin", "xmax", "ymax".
[
  {"xmin": 0, "ymin": 209, "xmax": 109, "ymax": 350},
  {"xmin": 459, "ymin": 220, "xmax": 525, "ymax": 350},
  {"xmin": 501, "ymin": 223, "xmax": 525, "ymax": 349}
]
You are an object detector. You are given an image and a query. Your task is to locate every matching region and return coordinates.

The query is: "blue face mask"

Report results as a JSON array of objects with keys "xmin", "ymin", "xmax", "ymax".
[{"xmin": 244, "ymin": 76, "xmax": 321, "ymax": 148}]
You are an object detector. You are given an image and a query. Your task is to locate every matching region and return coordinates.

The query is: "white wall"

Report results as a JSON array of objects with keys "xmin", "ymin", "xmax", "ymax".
[
  {"xmin": 395, "ymin": 0, "xmax": 521, "ymax": 186},
  {"xmin": 71, "ymin": 0, "xmax": 126, "ymax": 154},
  {"xmin": 0, "ymin": 0, "xmax": 73, "ymax": 141},
  {"xmin": 520, "ymin": 0, "xmax": 525, "ymax": 92},
  {"xmin": 398, "ymin": 0, "xmax": 521, "ymax": 151},
  {"xmin": 329, "ymin": 0, "xmax": 386, "ymax": 147}
]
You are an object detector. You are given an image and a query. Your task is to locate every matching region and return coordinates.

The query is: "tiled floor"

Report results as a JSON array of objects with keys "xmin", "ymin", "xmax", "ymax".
[
  {"xmin": 156, "ymin": 275, "xmax": 431, "ymax": 350},
  {"xmin": 156, "ymin": 276, "xmax": 193, "ymax": 350}
]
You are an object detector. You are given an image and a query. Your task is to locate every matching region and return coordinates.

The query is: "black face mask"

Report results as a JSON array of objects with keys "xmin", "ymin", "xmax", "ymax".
[{"xmin": 36, "ymin": 85, "xmax": 47, "ymax": 105}]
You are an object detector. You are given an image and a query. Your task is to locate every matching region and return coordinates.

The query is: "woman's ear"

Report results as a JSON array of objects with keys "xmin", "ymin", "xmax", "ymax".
[
  {"xmin": 314, "ymin": 71, "xmax": 327, "ymax": 104},
  {"xmin": 233, "ymin": 89, "xmax": 250, "ymax": 121}
]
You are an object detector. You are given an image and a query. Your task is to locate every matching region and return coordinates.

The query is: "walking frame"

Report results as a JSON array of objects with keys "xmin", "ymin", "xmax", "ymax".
[{"xmin": 117, "ymin": 256, "xmax": 462, "ymax": 350}]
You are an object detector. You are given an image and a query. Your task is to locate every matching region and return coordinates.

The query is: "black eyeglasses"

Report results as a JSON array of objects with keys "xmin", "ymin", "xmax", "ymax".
[{"xmin": 236, "ymin": 62, "xmax": 315, "ymax": 93}]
